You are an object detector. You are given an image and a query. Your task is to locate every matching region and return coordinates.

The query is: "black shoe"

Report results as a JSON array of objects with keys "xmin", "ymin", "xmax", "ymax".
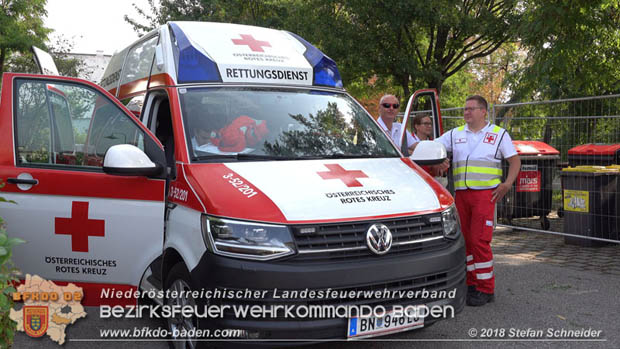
[
  {"xmin": 466, "ymin": 291, "xmax": 495, "ymax": 306},
  {"xmin": 467, "ymin": 285, "xmax": 476, "ymax": 296}
]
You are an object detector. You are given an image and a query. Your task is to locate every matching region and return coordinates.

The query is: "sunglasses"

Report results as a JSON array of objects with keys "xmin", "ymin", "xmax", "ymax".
[{"xmin": 381, "ymin": 103, "xmax": 400, "ymax": 109}]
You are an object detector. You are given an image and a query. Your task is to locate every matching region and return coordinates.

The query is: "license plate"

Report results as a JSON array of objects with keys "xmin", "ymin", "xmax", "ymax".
[{"xmin": 347, "ymin": 307, "xmax": 424, "ymax": 339}]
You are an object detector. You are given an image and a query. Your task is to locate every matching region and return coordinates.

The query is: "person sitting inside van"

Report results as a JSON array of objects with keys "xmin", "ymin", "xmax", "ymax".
[
  {"xmin": 211, "ymin": 115, "xmax": 268, "ymax": 153},
  {"xmin": 192, "ymin": 115, "xmax": 269, "ymax": 154},
  {"xmin": 191, "ymin": 116, "xmax": 217, "ymax": 150}
]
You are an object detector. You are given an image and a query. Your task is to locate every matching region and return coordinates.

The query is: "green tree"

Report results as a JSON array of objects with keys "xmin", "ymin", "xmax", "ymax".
[
  {"xmin": 439, "ymin": 68, "xmax": 476, "ymax": 108},
  {"xmin": 288, "ymin": 0, "xmax": 521, "ymax": 97},
  {"xmin": 0, "ymin": 0, "xmax": 50, "ymax": 74},
  {"xmin": 508, "ymin": 0, "xmax": 620, "ymax": 100},
  {"xmin": 491, "ymin": 1, "xmax": 620, "ymax": 153},
  {"xmin": 125, "ymin": 0, "xmax": 292, "ymax": 35},
  {"xmin": 0, "ymin": 184, "xmax": 24, "ymax": 348},
  {"xmin": 124, "ymin": 0, "xmax": 508, "ymax": 101},
  {"xmin": 5, "ymin": 36, "xmax": 91, "ymax": 78}
]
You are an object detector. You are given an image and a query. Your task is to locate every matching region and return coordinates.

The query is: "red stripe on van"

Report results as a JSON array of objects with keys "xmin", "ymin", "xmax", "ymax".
[
  {"xmin": 184, "ymin": 163, "xmax": 287, "ymax": 222},
  {"xmin": 148, "ymin": 73, "xmax": 176, "ymax": 89},
  {"xmin": 117, "ymin": 78, "xmax": 149, "ymax": 100}
]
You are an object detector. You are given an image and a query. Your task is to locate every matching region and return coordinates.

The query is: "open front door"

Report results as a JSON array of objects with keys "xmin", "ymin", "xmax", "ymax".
[
  {"xmin": 31, "ymin": 46, "xmax": 60, "ymax": 76},
  {"xmin": 398, "ymin": 89, "xmax": 443, "ymax": 151},
  {"xmin": 0, "ymin": 73, "xmax": 166, "ymax": 305},
  {"xmin": 399, "ymin": 89, "xmax": 449, "ymax": 186}
]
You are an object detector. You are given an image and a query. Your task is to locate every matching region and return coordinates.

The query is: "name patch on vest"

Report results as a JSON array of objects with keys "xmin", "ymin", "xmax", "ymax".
[
  {"xmin": 455, "ymin": 138, "xmax": 467, "ymax": 144},
  {"xmin": 483, "ymin": 132, "xmax": 497, "ymax": 145}
]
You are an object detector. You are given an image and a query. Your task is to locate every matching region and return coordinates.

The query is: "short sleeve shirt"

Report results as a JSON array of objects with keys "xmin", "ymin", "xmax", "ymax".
[
  {"xmin": 436, "ymin": 122, "xmax": 517, "ymax": 159},
  {"xmin": 377, "ymin": 117, "xmax": 417, "ymax": 149}
]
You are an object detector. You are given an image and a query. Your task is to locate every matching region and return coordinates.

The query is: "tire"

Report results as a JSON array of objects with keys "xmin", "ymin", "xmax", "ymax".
[{"xmin": 165, "ymin": 263, "xmax": 199, "ymax": 349}]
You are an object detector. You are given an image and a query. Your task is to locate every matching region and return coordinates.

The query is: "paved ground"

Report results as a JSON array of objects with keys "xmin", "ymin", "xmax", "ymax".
[
  {"xmin": 493, "ymin": 226, "xmax": 620, "ymax": 277},
  {"xmin": 13, "ymin": 228, "xmax": 620, "ymax": 348}
]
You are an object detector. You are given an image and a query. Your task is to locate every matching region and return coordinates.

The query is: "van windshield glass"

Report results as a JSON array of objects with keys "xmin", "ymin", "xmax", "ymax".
[{"xmin": 179, "ymin": 87, "xmax": 399, "ymax": 161}]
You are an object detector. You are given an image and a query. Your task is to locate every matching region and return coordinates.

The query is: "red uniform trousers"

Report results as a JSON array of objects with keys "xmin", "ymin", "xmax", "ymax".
[{"xmin": 455, "ymin": 189, "xmax": 495, "ymax": 294}]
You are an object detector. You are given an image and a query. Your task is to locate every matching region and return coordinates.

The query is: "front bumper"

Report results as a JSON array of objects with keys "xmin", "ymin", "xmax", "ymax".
[{"xmin": 189, "ymin": 234, "xmax": 466, "ymax": 340}]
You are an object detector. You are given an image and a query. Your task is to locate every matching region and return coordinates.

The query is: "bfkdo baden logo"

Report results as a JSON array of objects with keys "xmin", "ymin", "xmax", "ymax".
[{"xmin": 10, "ymin": 274, "xmax": 87, "ymax": 345}]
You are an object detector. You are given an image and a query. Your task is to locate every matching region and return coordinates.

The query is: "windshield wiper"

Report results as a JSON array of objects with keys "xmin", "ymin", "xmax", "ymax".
[
  {"xmin": 191, "ymin": 154, "xmax": 239, "ymax": 161},
  {"xmin": 192, "ymin": 153, "xmax": 394, "ymax": 162},
  {"xmin": 192, "ymin": 154, "xmax": 301, "ymax": 162},
  {"xmin": 319, "ymin": 153, "xmax": 392, "ymax": 159},
  {"xmin": 235, "ymin": 154, "xmax": 301, "ymax": 161}
]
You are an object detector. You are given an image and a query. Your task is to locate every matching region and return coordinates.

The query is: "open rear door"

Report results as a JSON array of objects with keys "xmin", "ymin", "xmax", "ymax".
[{"xmin": 31, "ymin": 46, "xmax": 60, "ymax": 75}]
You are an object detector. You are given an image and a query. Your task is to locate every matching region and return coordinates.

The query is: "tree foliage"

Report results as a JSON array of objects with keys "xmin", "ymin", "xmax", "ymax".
[
  {"xmin": 508, "ymin": 0, "xmax": 620, "ymax": 100},
  {"xmin": 0, "ymin": 0, "xmax": 88, "ymax": 80},
  {"xmin": 0, "ymin": 0, "xmax": 50, "ymax": 74},
  {"xmin": 0, "ymin": 185, "xmax": 24, "ymax": 348},
  {"xmin": 5, "ymin": 36, "xmax": 91, "ymax": 78},
  {"xmin": 125, "ymin": 0, "xmax": 293, "ymax": 35},
  {"xmin": 124, "ymin": 0, "xmax": 620, "ymax": 106},
  {"xmin": 126, "ymin": 0, "xmax": 520, "ymax": 100},
  {"xmin": 287, "ymin": 0, "xmax": 521, "ymax": 97}
]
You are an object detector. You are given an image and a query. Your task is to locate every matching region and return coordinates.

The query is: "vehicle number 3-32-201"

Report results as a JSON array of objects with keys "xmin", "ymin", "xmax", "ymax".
[{"xmin": 223, "ymin": 173, "xmax": 258, "ymax": 198}]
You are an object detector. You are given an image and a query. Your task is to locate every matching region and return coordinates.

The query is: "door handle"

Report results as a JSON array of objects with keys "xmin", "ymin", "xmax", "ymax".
[{"xmin": 7, "ymin": 178, "xmax": 39, "ymax": 185}]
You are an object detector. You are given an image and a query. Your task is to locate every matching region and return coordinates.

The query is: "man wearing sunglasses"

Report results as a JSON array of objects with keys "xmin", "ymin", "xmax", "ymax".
[
  {"xmin": 435, "ymin": 95, "xmax": 520, "ymax": 307},
  {"xmin": 377, "ymin": 94, "xmax": 418, "ymax": 155}
]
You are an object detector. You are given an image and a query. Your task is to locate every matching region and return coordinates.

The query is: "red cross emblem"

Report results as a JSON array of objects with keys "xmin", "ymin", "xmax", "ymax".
[
  {"xmin": 232, "ymin": 34, "xmax": 271, "ymax": 52},
  {"xmin": 483, "ymin": 132, "xmax": 497, "ymax": 145},
  {"xmin": 317, "ymin": 164, "xmax": 368, "ymax": 187},
  {"xmin": 55, "ymin": 201, "xmax": 105, "ymax": 252}
]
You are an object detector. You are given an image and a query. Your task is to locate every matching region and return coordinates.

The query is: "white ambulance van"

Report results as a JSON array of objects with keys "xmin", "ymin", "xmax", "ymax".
[{"xmin": 1, "ymin": 22, "xmax": 465, "ymax": 342}]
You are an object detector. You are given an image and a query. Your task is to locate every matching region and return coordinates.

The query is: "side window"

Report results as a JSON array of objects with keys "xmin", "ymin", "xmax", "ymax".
[
  {"xmin": 14, "ymin": 79, "xmax": 145, "ymax": 169},
  {"xmin": 120, "ymin": 95, "xmax": 145, "ymax": 119},
  {"xmin": 15, "ymin": 82, "xmax": 52, "ymax": 164},
  {"xmin": 84, "ymin": 101, "xmax": 145, "ymax": 166},
  {"xmin": 120, "ymin": 36, "xmax": 158, "ymax": 88},
  {"xmin": 149, "ymin": 40, "xmax": 164, "ymax": 78}
]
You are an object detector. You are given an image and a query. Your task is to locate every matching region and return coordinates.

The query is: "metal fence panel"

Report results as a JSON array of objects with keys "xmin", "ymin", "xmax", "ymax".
[
  {"xmin": 491, "ymin": 95, "xmax": 620, "ymax": 244},
  {"xmin": 400, "ymin": 96, "xmax": 620, "ymax": 244}
]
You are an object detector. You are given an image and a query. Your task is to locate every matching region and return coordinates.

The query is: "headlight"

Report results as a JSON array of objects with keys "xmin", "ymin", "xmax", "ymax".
[
  {"xmin": 202, "ymin": 216, "xmax": 295, "ymax": 261},
  {"xmin": 442, "ymin": 205, "xmax": 461, "ymax": 240}
]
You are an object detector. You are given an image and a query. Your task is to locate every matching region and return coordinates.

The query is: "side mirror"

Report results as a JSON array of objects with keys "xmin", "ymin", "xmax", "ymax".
[
  {"xmin": 103, "ymin": 144, "xmax": 163, "ymax": 176},
  {"xmin": 410, "ymin": 141, "xmax": 447, "ymax": 165}
]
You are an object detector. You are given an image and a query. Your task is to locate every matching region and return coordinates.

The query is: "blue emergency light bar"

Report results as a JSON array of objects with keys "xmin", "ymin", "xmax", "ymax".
[
  {"xmin": 286, "ymin": 32, "xmax": 343, "ymax": 89},
  {"xmin": 169, "ymin": 23, "xmax": 222, "ymax": 84},
  {"xmin": 169, "ymin": 23, "xmax": 343, "ymax": 88}
]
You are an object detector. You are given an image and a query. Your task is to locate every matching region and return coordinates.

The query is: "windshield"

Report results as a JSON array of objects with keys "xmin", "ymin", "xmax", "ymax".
[{"xmin": 179, "ymin": 87, "xmax": 399, "ymax": 161}]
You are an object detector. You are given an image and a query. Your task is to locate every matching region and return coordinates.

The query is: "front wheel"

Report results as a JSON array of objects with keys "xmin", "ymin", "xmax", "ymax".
[{"xmin": 165, "ymin": 263, "xmax": 198, "ymax": 349}]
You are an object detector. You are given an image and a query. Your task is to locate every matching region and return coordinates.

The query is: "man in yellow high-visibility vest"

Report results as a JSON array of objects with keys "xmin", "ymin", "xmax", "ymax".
[{"xmin": 436, "ymin": 95, "xmax": 521, "ymax": 306}]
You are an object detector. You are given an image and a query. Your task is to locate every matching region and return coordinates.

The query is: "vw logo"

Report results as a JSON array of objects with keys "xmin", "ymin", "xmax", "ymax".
[{"xmin": 366, "ymin": 223, "xmax": 393, "ymax": 255}]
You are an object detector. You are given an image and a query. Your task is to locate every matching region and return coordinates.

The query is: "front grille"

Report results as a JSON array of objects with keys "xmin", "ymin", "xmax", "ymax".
[
  {"xmin": 290, "ymin": 214, "xmax": 449, "ymax": 262},
  {"xmin": 213, "ymin": 263, "xmax": 464, "ymax": 321}
]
